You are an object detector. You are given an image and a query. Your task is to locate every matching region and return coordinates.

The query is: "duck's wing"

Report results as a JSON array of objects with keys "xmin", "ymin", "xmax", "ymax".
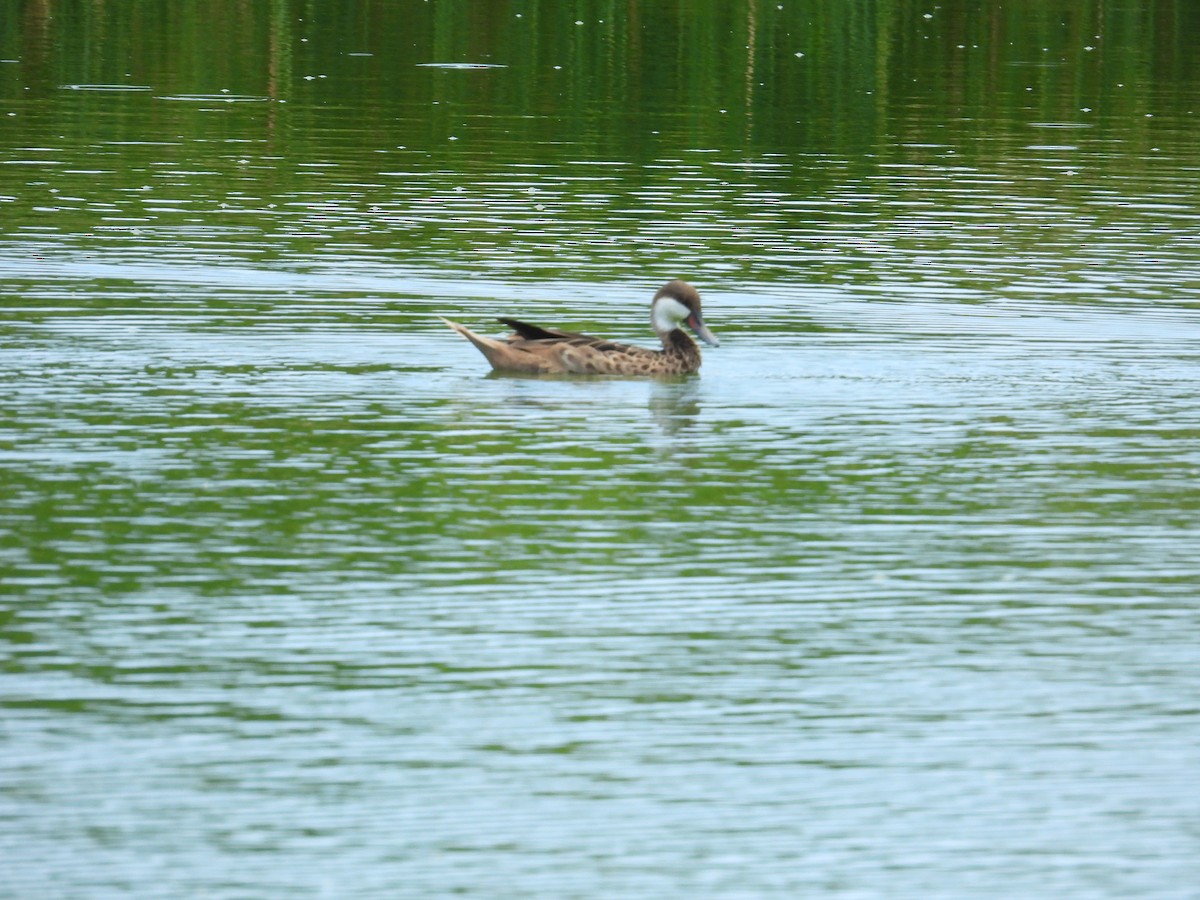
[
  {"xmin": 497, "ymin": 319, "xmax": 655, "ymax": 357},
  {"xmin": 497, "ymin": 317, "xmax": 594, "ymax": 342}
]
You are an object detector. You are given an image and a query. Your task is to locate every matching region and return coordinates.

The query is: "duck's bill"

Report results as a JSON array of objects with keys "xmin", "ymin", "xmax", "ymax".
[{"xmin": 687, "ymin": 313, "xmax": 720, "ymax": 347}]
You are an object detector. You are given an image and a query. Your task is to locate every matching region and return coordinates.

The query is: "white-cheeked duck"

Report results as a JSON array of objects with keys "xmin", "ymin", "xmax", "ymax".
[{"xmin": 441, "ymin": 279, "xmax": 719, "ymax": 375}]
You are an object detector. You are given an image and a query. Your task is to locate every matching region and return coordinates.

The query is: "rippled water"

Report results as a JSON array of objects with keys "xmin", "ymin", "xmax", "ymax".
[{"xmin": 4, "ymin": 3, "xmax": 1200, "ymax": 897}]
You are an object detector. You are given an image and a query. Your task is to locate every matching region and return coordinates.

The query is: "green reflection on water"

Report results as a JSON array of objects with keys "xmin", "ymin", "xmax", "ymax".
[
  {"xmin": 2, "ymin": 1, "xmax": 1197, "ymax": 158},
  {"xmin": 2, "ymin": 0, "xmax": 1198, "ymax": 288}
]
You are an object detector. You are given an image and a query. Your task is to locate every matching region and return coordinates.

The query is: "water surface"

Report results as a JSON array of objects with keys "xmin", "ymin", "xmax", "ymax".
[{"xmin": 3, "ymin": 2, "xmax": 1200, "ymax": 897}]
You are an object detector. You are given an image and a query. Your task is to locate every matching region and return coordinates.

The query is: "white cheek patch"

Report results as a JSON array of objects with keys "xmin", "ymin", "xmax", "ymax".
[{"xmin": 652, "ymin": 296, "xmax": 692, "ymax": 332}]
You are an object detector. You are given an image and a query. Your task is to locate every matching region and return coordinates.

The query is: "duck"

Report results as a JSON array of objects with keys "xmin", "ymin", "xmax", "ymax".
[{"xmin": 440, "ymin": 279, "xmax": 719, "ymax": 375}]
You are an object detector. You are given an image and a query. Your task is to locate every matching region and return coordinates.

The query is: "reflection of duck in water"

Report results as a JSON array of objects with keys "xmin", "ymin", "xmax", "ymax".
[
  {"xmin": 649, "ymin": 378, "xmax": 702, "ymax": 436},
  {"xmin": 441, "ymin": 280, "xmax": 719, "ymax": 375}
]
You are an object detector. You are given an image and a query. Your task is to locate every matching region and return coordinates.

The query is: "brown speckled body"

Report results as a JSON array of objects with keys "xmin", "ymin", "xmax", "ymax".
[{"xmin": 441, "ymin": 280, "xmax": 717, "ymax": 376}]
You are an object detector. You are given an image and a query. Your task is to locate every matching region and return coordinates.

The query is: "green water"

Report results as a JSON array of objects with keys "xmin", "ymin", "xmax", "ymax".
[{"xmin": 3, "ymin": 2, "xmax": 1200, "ymax": 896}]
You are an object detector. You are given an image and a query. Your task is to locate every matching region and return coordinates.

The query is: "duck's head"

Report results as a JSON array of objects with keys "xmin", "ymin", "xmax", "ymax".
[{"xmin": 650, "ymin": 279, "xmax": 720, "ymax": 347}]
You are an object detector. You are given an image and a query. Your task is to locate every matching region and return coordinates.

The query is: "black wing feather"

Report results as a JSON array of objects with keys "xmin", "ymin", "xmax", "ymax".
[{"xmin": 498, "ymin": 318, "xmax": 592, "ymax": 342}]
